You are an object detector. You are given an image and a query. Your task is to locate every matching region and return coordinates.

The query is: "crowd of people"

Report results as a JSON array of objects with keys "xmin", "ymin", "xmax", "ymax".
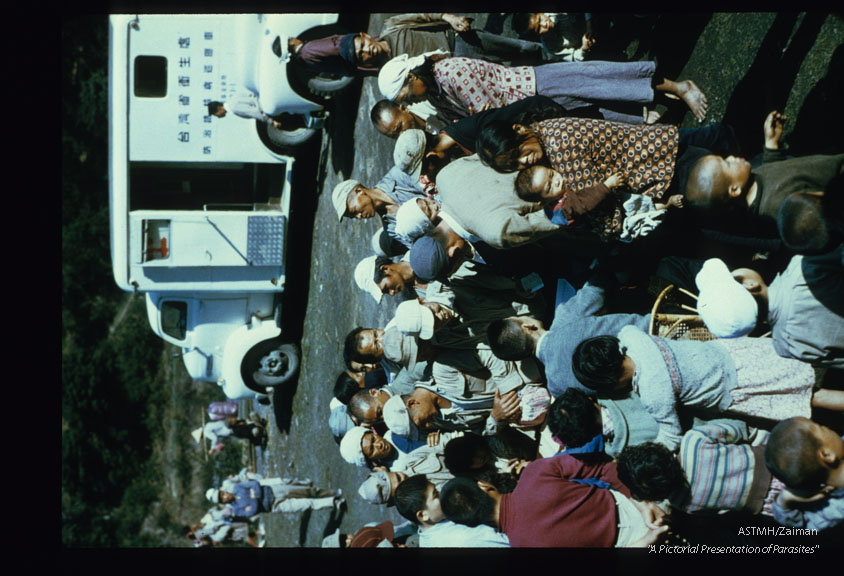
[{"xmin": 224, "ymin": 13, "xmax": 844, "ymax": 548}]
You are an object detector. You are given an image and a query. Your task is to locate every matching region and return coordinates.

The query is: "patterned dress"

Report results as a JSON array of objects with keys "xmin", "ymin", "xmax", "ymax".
[
  {"xmin": 532, "ymin": 117, "xmax": 679, "ymax": 240},
  {"xmin": 432, "ymin": 57, "xmax": 536, "ymax": 118}
]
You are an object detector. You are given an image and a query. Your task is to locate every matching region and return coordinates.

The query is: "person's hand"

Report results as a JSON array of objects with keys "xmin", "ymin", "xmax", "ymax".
[
  {"xmin": 287, "ymin": 37, "xmax": 303, "ymax": 55},
  {"xmin": 443, "ymin": 13, "xmax": 471, "ymax": 32},
  {"xmin": 604, "ymin": 173, "xmax": 624, "ymax": 190},
  {"xmin": 271, "ymin": 119, "xmax": 283, "ymax": 130},
  {"xmin": 632, "ymin": 499, "xmax": 669, "ymax": 530},
  {"xmin": 580, "ymin": 34, "xmax": 596, "ymax": 52},
  {"xmin": 630, "ymin": 524, "xmax": 670, "ymax": 548},
  {"xmin": 427, "ymin": 431, "xmax": 441, "ymax": 447},
  {"xmin": 467, "ymin": 102, "xmax": 493, "ymax": 115},
  {"xmin": 491, "ymin": 389, "xmax": 522, "ymax": 422},
  {"xmin": 666, "ymin": 195, "xmax": 684, "ymax": 208},
  {"xmin": 501, "ymin": 458, "xmax": 529, "ymax": 476},
  {"xmin": 763, "ymin": 110, "xmax": 786, "ymax": 150},
  {"xmin": 777, "ymin": 487, "xmax": 830, "ymax": 508}
]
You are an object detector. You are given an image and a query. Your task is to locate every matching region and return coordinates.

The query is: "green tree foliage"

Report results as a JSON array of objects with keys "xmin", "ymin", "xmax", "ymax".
[{"xmin": 62, "ymin": 16, "xmax": 168, "ymax": 546}]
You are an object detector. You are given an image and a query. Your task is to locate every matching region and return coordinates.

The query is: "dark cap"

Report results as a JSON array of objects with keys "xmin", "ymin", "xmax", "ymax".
[
  {"xmin": 339, "ymin": 34, "xmax": 358, "ymax": 65},
  {"xmin": 409, "ymin": 235, "xmax": 449, "ymax": 283}
]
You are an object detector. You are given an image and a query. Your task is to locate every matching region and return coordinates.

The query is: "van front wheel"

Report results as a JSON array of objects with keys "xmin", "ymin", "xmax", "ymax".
[{"xmin": 242, "ymin": 340, "xmax": 300, "ymax": 389}]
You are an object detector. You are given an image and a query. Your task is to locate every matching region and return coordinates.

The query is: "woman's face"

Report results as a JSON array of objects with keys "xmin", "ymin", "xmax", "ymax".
[
  {"xmin": 515, "ymin": 131, "xmax": 545, "ymax": 170},
  {"xmin": 396, "ymin": 73, "xmax": 428, "ymax": 104}
]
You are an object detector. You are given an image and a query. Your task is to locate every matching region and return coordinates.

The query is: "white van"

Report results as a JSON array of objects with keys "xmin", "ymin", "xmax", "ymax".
[{"xmin": 109, "ymin": 14, "xmax": 339, "ymax": 399}]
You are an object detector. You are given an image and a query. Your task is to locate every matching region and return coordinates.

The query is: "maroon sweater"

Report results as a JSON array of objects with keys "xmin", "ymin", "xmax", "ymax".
[{"xmin": 499, "ymin": 455, "xmax": 631, "ymax": 547}]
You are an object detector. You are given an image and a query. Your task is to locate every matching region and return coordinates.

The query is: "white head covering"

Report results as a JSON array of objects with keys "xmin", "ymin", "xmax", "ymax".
[
  {"xmin": 393, "ymin": 129, "xmax": 426, "ymax": 181},
  {"xmin": 377, "ymin": 51, "xmax": 445, "ymax": 101},
  {"xmin": 695, "ymin": 258, "xmax": 759, "ymax": 338},
  {"xmin": 358, "ymin": 469, "xmax": 392, "ymax": 505},
  {"xmin": 382, "ymin": 394, "xmax": 411, "ymax": 436},
  {"xmin": 332, "ymin": 179, "xmax": 359, "ymax": 221},
  {"xmin": 205, "ymin": 488, "xmax": 219, "ymax": 504},
  {"xmin": 395, "ymin": 199, "xmax": 434, "ymax": 245},
  {"xmin": 339, "ymin": 426, "xmax": 369, "ymax": 467},
  {"xmin": 393, "ymin": 300, "xmax": 435, "ymax": 340},
  {"xmin": 354, "ymin": 255, "xmax": 383, "ymax": 304},
  {"xmin": 371, "ymin": 229, "xmax": 389, "ymax": 257}
]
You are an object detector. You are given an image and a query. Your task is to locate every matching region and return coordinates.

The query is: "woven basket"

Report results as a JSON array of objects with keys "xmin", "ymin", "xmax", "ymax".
[{"xmin": 648, "ymin": 284, "xmax": 717, "ymax": 342}]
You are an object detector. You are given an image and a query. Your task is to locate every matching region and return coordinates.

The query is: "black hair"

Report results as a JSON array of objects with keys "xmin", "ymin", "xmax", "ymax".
[
  {"xmin": 440, "ymin": 476, "xmax": 497, "ymax": 528},
  {"xmin": 546, "ymin": 389, "xmax": 602, "ymax": 449},
  {"xmin": 511, "ymin": 13, "xmax": 538, "ymax": 38},
  {"xmin": 777, "ymin": 192, "xmax": 831, "ymax": 254},
  {"xmin": 486, "ymin": 318, "xmax": 535, "ymax": 361},
  {"xmin": 514, "ymin": 166, "xmax": 544, "ymax": 202},
  {"xmin": 443, "ymin": 433, "xmax": 493, "ymax": 476},
  {"xmin": 370, "ymin": 99, "xmax": 399, "ymax": 129},
  {"xmin": 616, "ymin": 442, "xmax": 688, "ymax": 503},
  {"xmin": 394, "ymin": 474, "xmax": 432, "ymax": 525},
  {"xmin": 486, "ymin": 425, "xmax": 539, "ymax": 463},
  {"xmin": 765, "ymin": 418, "xmax": 826, "ymax": 492},
  {"xmin": 343, "ymin": 327, "xmax": 370, "ymax": 367},
  {"xmin": 207, "ymin": 101, "xmax": 224, "ymax": 116},
  {"xmin": 372, "ymin": 255, "xmax": 393, "ymax": 284},
  {"xmin": 476, "ymin": 121, "xmax": 535, "ymax": 173},
  {"xmin": 348, "ymin": 389, "xmax": 377, "ymax": 425},
  {"xmin": 571, "ymin": 336, "xmax": 626, "ymax": 394},
  {"xmin": 472, "ymin": 468, "xmax": 519, "ymax": 494},
  {"xmin": 333, "ymin": 371, "xmax": 360, "ymax": 405},
  {"xmin": 406, "ymin": 57, "xmax": 438, "ymax": 98}
]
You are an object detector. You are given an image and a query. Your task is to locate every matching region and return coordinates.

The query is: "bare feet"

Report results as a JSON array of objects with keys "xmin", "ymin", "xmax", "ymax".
[{"xmin": 673, "ymin": 80, "xmax": 708, "ymax": 123}]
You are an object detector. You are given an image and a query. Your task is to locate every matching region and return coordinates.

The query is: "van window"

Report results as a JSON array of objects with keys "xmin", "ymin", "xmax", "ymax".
[
  {"xmin": 161, "ymin": 301, "xmax": 187, "ymax": 341},
  {"xmin": 134, "ymin": 56, "xmax": 167, "ymax": 98}
]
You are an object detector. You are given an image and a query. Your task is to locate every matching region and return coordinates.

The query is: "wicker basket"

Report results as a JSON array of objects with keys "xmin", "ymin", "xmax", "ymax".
[{"xmin": 648, "ymin": 284, "xmax": 717, "ymax": 342}]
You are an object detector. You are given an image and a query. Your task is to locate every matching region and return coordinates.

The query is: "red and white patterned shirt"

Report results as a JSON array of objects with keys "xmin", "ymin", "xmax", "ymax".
[{"xmin": 433, "ymin": 57, "xmax": 536, "ymax": 116}]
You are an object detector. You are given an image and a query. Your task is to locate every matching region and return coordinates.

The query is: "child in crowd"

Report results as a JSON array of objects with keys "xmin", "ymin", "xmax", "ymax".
[
  {"xmin": 571, "ymin": 326, "xmax": 844, "ymax": 451},
  {"xmin": 514, "ymin": 164, "xmax": 683, "ymax": 241},
  {"xmin": 512, "ymin": 13, "xmax": 596, "ymax": 62},
  {"xmin": 764, "ymin": 417, "xmax": 844, "ymax": 532}
]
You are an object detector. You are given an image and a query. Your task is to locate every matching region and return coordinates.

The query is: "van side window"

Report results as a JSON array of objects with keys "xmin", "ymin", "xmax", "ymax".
[
  {"xmin": 134, "ymin": 56, "xmax": 167, "ymax": 97},
  {"xmin": 161, "ymin": 301, "xmax": 187, "ymax": 340}
]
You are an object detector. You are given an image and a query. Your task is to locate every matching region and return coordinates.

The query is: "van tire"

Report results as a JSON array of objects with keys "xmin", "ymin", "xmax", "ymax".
[
  {"xmin": 307, "ymin": 74, "xmax": 355, "ymax": 98},
  {"xmin": 267, "ymin": 125, "xmax": 318, "ymax": 150},
  {"xmin": 242, "ymin": 340, "xmax": 300, "ymax": 389}
]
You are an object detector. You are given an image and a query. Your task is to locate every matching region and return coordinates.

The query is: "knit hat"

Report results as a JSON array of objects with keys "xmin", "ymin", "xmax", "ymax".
[
  {"xmin": 409, "ymin": 235, "xmax": 449, "ymax": 283},
  {"xmin": 338, "ymin": 33, "xmax": 357, "ymax": 65},
  {"xmin": 205, "ymin": 488, "xmax": 219, "ymax": 504},
  {"xmin": 332, "ymin": 179, "xmax": 359, "ymax": 221},
  {"xmin": 339, "ymin": 426, "xmax": 369, "ymax": 467},
  {"xmin": 358, "ymin": 468, "xmax": 392, "ymax": 505},
  {"xmin": 378, "ymin": 53, "xmax": 427, "ymax": 101},
  {"xmin": 382, "ymin": 394, "xmax": 411, "ymax": 436},
  {"xmin": 395, "ymin": 199, "xmax": 434, "ymax": 244},
  {"xmin": 393, "ymin": 299, "xmax": 435, "ymax": 340},
  {"xmin": 393, "ymin": 129, "xmax": 426, "ymax": 181},
  {"xmin": 695, "ymin": 258, "xmax": 758, "ymax": 338},
  {"xmin": 354, "ymin": 256, "xmax": 383, "ymax": 304},
  {"xmin": 383, "ymin": 326, "xmax": 420, "ymax": 372},
  {"xmin": 349, "ymin": 521, "xmax": 395, "ymax": 548},
  {"xmin": 329, "ymin": 404, "xmax": 356, "ymax": 442}
]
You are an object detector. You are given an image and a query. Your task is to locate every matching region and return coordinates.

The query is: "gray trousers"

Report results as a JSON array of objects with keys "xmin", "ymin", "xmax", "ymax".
[
  {"xmin": 535, "ymin": 60, "xmax": 657, "ymax": 124},
  {"xmin": 454, "ymin": 31, "xmax": 545, "ymax": 65}
]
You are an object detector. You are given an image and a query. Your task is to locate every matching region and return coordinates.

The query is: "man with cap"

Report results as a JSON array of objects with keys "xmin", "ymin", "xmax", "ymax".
[
  {"xmin": 206, "ymin": 475, "xmax": 343, "ymax": 520},
  {"xmin": 339, "ymin": 426, "xmax": 402, "ymax": 469},
  {"xmin": 343, "ymin": 325, "xmax": 430, "ymax": 395},
  {"xmin": 332, "ymin": 166, "xmax": 428, "ymax": 251},
  {"xmin": 697, "ymin": 254, "xmax": 844, "ymax": 371},
  {"xmin": 304, "ymin": 13, "xmax": 544, "ymax": 78},
  {"xmin": 354, "ymin": 253, "xmax": 451, "ymax": 304}
]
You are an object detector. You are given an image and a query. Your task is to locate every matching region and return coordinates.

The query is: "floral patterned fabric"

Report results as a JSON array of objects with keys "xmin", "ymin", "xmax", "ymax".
[
  {"xmin": 433, "ymin": 57, "xmax": 536, "ymax": 116},
  {"xmin": 533, "ymin": 117, "xmax": 679, "ymax": 241}
]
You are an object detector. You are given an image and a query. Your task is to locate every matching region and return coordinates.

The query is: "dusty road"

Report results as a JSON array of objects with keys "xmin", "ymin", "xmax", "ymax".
[{"xmin": 251, "ymin": 12, "xmax": 843, "ymax": 547}]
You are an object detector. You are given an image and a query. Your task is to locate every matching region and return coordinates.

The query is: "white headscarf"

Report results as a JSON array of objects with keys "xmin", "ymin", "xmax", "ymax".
[{"xmin": 377, "ymin": 51, "xmax": 446, "ymax": 101}]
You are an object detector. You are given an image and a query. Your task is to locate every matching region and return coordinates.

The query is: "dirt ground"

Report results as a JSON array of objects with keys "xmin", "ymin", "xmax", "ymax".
[{"xmin": 246, "ymin": 12, "xmax": 844, "ymax": 547}]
